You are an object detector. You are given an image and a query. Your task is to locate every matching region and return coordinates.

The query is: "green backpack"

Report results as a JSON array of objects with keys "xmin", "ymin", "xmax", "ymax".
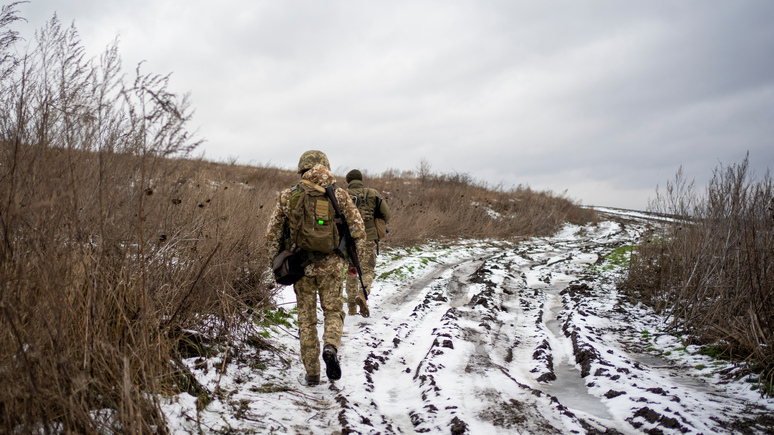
[
  {"xmin": 351, "ymin": 188, "xmax": 389, "ymax": 240},
  {"xmin": 350, "ymin": 189, "xmax": 375, "ymax": 222},
  {"xmin": 288, "ymin": 182, "xmax": 340, "ymax": 254}
]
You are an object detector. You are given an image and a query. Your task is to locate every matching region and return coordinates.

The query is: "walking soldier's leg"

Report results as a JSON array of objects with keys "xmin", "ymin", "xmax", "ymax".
[
  {"xmin": 294, "ymin": 276, "xmax": 320, "ymax": 377},
  {"xmin": 319, "ymin": 272, "xmax": 345, "ymax": 350},
  {"xmin": 319, "ymin": 272, "xmax": 344, "ymax": 380},
  {"xmin": 361, "ymin": 240, "xmax": 378, "ymax": 296},
  {"xmin": 345, "ymin": 272, "xmax": 358, "ymax": 315}
]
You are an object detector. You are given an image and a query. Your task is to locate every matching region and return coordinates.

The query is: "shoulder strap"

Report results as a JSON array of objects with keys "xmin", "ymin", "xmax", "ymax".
[{"xmin": 288, "ymin": 183, "xmax": 304, "ymax": 209}]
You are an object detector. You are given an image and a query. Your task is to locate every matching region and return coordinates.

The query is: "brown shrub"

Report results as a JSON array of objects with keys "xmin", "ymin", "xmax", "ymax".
[
  {"xmin": 0, "ymin": 10, "xmax": 275, "ymax": 433},
  {"xmin": 623, "ymin": 155, "xmax": 774, "ymax": 392},
  {"xmin": 353, "ymin": 169, "xmax": 597, "ymax": 246}
]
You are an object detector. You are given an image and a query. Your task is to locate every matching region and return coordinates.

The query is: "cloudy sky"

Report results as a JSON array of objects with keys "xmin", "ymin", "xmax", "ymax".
[{"xmin": 12, "ymin": 0, "xmax": 774, "ymax": 210}]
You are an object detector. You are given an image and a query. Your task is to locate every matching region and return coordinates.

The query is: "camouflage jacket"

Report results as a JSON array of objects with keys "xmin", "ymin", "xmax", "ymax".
[{"xmin": 265, "ymin": 164, "xmax": 367, "ymax": 277}]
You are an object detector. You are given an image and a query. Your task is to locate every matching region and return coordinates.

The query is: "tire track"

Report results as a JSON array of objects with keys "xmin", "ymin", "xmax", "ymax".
[{"xmin": 339, "ymin": 256, "xmax": 494, "ymax": 433}]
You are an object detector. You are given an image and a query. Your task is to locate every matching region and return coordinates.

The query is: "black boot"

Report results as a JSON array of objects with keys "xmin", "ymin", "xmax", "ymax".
[{"xmin": 322, "ymin": 344, "xmax": 341, "ymax": 380}]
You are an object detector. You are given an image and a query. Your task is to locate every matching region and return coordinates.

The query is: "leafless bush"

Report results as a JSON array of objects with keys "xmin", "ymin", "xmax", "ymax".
[
  {"xmin": 0, "ymin": 8, "xmax": 275, "ymax": 433},
  {"xmin": 624, "ymin": 155, "xmax": 773, "ymax": 393}
]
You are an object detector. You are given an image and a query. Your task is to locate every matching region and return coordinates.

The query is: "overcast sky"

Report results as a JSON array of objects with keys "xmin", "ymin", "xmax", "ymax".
[{"xmin": 12, "ymin": 0, "xmax": 774, "ymax": 210}]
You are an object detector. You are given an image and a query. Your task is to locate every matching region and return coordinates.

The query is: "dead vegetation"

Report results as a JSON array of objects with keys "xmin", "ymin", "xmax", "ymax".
[
  {"xmin": 623, "ymin": 155, "xmax": 774, "ymax": 395},
  {"xmin": 0, "ymin": 6, "xmax": 277, "ymax": 433},
  {"xmin": 352, "ymin": 166, "xmax": 597, "ymax": 246}
]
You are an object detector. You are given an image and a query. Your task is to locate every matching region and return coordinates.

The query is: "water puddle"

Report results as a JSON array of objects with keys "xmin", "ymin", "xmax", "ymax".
[
  {"xmin": 448, "ymin": 258, "xmax": 489, "ymax": 307},
  {"xmin": 630, "ymin": 352, "xmax": 719, "ymax": 394},
  {"xmin": 541, "ymin": 282, "xmax": 614, "ymax": 421}
]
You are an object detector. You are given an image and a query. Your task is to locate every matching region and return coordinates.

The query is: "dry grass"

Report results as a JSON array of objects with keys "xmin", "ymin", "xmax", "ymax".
[
  {"xmin": 623, "ymin": 156, "xmax": 774, "ymax": 394},
  {"xmin": 357, "ymin": 168, "xmax": 596, "ymax": 246},
  {"xmin": 0, "ymin": 5, "xmax": 596, "ymax": 432},
  {"xmin": 0, "ymin": 9, "xmax": 277, "ymax": 433}
]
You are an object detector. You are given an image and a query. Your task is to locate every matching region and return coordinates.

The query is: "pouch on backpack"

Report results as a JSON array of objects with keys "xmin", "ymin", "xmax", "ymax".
[{"xmin": 374, "ymin": 218, "xmax": 387, "ymax": 240}]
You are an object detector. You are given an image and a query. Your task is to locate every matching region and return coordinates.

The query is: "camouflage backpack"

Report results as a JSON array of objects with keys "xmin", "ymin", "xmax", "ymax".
[{"xmin": 287, "ymin": 181, "xmax": 340, "ymax": 254}]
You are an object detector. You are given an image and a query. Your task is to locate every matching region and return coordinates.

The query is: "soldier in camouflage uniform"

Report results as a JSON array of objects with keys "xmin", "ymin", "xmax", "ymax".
[
  {"xmin": 344, "ymin": 169, "xmax": 392, "ymax": 317},
  {"xmin": 265, "ymin": 150, "xmax": 367, "ymax": 385}
]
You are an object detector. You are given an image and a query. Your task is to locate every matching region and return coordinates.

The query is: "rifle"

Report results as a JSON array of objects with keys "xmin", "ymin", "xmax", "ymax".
[{"xmin": 325, "ymin": 185, "xmax": 368, "ymax": 299}]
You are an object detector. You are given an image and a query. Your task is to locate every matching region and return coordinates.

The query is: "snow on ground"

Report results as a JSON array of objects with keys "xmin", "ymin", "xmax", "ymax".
[
  {"xmin": 587, "ymin": 206, "xmax": 681, "ymax": 223},
  {"xmin": 160, "ymin": 212, "xmax": 774, "ymax": 434}
]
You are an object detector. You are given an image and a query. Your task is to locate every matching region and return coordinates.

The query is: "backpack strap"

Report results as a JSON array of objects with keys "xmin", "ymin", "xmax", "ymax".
[{"xmin": 363, "ymin": 188, "xmax": 375, "ymax": 227}]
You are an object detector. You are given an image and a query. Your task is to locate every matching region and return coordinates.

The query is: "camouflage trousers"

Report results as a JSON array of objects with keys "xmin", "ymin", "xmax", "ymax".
[
  {"xmin": 345, "ymin": 240, "xmax": 378, "ymax": 307},
  {"xmin": 294, "ymin": 273, "xmax": 345, "ymax": 377}
]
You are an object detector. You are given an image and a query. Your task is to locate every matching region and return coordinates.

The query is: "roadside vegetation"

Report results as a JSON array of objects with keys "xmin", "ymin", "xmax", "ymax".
[
  {"xmin": 0, "ymin": 6, "xmax": 595, "ymax": 433},
  {"xmin": 623, "ymin": 155, "xmax": 774, "ymax": 396}
]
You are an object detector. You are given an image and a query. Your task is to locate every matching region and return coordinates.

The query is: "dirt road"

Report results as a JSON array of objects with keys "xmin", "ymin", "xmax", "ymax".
[{"xmin": 163, "ymin": 213, "xmax": 774, "ymax": 434}]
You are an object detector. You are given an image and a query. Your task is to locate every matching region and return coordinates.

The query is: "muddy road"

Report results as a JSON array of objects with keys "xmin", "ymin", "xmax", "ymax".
[{"xmin": 163, "ymin": 214, "xmax": 774, "ymax": 434}]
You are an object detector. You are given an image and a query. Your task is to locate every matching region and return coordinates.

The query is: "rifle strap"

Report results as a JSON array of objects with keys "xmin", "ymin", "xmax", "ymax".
[{"xmin": 324, "ymin": 185, "xmax": 343, "ymax": 219}]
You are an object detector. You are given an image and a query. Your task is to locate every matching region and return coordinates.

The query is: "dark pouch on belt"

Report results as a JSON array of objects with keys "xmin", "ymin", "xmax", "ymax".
[{"xmin": 272, "ymin": 250, "xmax": 305, "ymax": 285}]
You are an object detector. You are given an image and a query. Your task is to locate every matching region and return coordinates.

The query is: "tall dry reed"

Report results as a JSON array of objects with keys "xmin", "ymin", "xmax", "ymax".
[
  {"xmin": 0, "ymin": 7, "xmax": 276, "ymax": 433},
  {"xmin": 624, "ymin": 155, "xmax": 773, "ymax": 394}
]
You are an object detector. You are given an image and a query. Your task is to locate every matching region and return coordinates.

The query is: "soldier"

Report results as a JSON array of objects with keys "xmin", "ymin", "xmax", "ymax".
[
  {"xmin": 344, "ymin": 169, "xmax": 392, "ymax": 317},
  {"xmin": 266, "ymin": 150, "xmax": 366, "ymax": 385}
]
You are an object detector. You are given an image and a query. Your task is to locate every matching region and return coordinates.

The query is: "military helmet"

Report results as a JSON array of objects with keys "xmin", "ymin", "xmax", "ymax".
[{"xmin": 297, "ymin": 150, "xmax": 330, "ymax": 174}]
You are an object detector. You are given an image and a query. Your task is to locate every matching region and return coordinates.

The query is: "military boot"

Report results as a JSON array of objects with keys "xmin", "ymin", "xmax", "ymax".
[
  {"xmin": 348, "ymin": 303, "xmax": 357, "ymax": 316},
  {"xmin": 305, "ymin": 374, "xmax": 320, "ymax": 386},
  {"xmin": 322, "ymin": 344, "xmax": 341, "ymax": 380},
  {"xmin": 355, "ymin": 293, "xmax": 370, "ymax": 318}
]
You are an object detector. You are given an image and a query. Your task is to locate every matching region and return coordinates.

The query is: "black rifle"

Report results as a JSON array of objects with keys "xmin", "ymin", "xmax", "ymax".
[{"xmin": 325, "ymin": 185, "xmax": 368, "ymax": 299}]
